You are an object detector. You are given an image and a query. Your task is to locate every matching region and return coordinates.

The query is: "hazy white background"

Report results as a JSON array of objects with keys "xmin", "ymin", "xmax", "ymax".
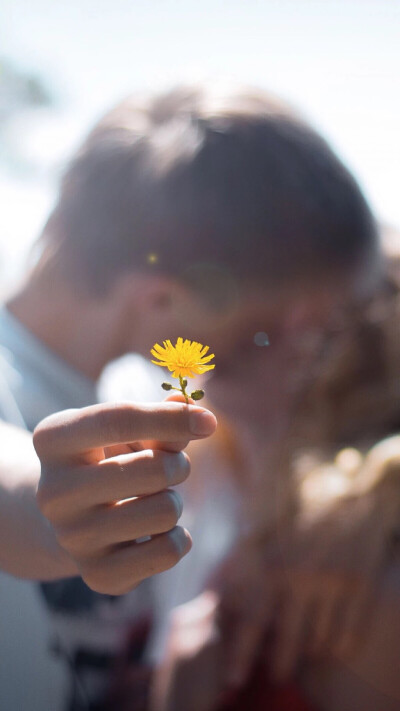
[{"xmin": 1, "ymin": 0, "xmax": 399, "ymax": 286}]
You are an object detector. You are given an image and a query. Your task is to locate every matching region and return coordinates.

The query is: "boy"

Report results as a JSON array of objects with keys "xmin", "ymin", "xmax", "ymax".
[{"xmin": 0, "ymin": 85, "xmax": 378, "ymax": 708}]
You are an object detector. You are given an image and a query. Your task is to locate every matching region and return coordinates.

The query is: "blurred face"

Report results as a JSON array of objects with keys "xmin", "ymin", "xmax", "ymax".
[{"xmin": 178, "ymin": 280, "xmax": 355, "ymax": 433}]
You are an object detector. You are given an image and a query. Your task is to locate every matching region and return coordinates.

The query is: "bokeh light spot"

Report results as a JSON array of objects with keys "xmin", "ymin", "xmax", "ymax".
[{"xmin": 254, "ymin": 331, "xmax": 270, "ymax": 347}]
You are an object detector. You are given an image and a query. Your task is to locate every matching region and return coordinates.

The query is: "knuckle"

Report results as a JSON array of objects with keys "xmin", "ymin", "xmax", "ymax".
[
  {"xmin": 32, "ymin": 418, "xmax": 55, "ymax": 457},
  {"xmin": 36, "ymin": 478, "xmax": 64, "ymax": 520},
  {"xmin": 36, "ymin": 472, "xmax": 83, "ymax": 523},
  {"xmin": 35, "ymin": 481, "xmax": 52, "ymax": 517},
  {"xmin": 57, "ymin": 520, "xmax": 98, "ymax": 556},
  {"xmin": 81, "ymin": 561, "xmax": 137, "ymax": 596},
  {"xmin": 56, "ymin": 526, "xmax": 82, "ymax": 554},
  {"xmin": 81, "ymin": 567, "xmax": 118, "ymax": 595},
  {"xmin": 81, "ymin": 573, "xmax": 109, "ymax": 595},
  {"xmin": 33, "ymin": 412, "xmax": 69, "ymax": 459},
  {"xmin": 32, "ymin": 424, "xmax": 47, "ymax": 458}
]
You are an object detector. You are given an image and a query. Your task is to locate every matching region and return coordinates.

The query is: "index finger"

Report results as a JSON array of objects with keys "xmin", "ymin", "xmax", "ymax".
[{"xmin": 33, "ymin": 401, "xmax": 217, "ymax": 463}]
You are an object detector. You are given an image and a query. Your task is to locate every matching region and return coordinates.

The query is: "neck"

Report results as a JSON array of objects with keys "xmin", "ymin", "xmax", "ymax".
[{"xmin": 6, "ymin": 276, "xmax": 128, "ymax": 381}]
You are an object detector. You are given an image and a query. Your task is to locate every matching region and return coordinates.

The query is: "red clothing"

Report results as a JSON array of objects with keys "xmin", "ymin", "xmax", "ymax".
[{"xmin": 217, "ymin": 661, "xmax": 316, "ymax": 711}]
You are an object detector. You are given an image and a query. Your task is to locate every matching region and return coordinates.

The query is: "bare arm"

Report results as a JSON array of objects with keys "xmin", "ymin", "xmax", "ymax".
[{"xmin": 0, "ymin": 420, "xmax": 77, "ymax": 579}]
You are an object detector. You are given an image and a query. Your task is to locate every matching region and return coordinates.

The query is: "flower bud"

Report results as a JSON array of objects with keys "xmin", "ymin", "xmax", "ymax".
[
  {"xmin": 161, "ymin": 382, "xmax": 173, "ymax": 391},
  {"xmin": 190, "ymin": 389, "xmax": 204, "ymax": 401}
]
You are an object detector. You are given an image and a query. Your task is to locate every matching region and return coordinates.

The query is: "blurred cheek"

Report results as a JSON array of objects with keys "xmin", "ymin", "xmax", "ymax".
[{"xmin": 207, "ymin": 346, "xmax": 295, "ymax": 424}]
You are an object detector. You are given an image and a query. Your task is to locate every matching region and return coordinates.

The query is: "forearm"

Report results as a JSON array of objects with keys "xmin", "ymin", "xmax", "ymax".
[{"xmin": 0, "ymin": 422, "xmax": 78, "ymax": 580}]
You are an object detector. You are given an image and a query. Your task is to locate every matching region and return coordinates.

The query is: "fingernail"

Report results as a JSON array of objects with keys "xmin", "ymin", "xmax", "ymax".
[
  {"xmin": 164, "ymin": 452, "xmax": 190, "ymax": 482},
  {"xmin": 169, "ymin": 526, "xmax": 192, "ymax": 556},
  {"xmin": 189, "ymin": 408, "xmax": 217, "ymax": 436},
  {"xmin": 169, "ymin": 490, "xmax": 184, "ymax": 518}
]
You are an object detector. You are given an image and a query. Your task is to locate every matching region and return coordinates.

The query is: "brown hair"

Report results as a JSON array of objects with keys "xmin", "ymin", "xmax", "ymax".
[
  {"xmin": 40, "ymin": 85, "xmax": 378, "ymax": 294},
  {"xmin": 293, "ymin": 236, "xmax": 400, "ymax": 452}
]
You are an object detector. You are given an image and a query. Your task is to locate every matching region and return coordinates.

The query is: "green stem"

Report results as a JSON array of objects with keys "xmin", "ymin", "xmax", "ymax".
[{"xmin": 179, "ymin": 375, "xmax": 189, "ymax": 403}]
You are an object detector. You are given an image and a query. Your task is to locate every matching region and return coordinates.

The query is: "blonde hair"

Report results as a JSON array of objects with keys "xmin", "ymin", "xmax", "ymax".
[{"xmin": 294, "ymin": 234, "xmax": 400, "ymax": 512}]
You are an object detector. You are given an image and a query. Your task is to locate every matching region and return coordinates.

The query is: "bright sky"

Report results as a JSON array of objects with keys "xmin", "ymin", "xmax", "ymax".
[{"xmin": 1, "ymin": 0, "xmax": 399, "ymax": 282}]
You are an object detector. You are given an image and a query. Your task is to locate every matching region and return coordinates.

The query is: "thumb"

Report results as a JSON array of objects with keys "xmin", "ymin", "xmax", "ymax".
[
  {"xmin": 164, "ymin": 392, "xmax": 195, "ymax": 406},
  {"xmin": 142, "ymin": 392, "xmax": 216, "ymax": 453}
]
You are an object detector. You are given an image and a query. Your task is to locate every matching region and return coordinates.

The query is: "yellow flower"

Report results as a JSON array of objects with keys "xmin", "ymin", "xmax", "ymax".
[{"xmin": 151, "ymin": 338, "xmax": 215, "ymax": 379}]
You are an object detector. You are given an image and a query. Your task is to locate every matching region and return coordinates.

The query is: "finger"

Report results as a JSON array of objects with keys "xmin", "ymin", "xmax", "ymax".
[
  {"xmin": 79, "ymin": 526, "xmax": 192, "ymax": 595},
  {"xmin": 164, "ymin": 393, "xmax": 195, "ymax": 405},
  {"xmin": 37, "ymin": 449, "xmax": 191, "ymax": 517},
  {"xmin": 140, "ymin": 392, "xmax": 196, "ymax": 453},
  {"xmin": 97, "ymin": 448, "xmax": 191, "ymax": 500},
  {"xmin": 33, "ymin": 401, "xmax": 217, "ymax": 463},
  {"xmin": 57, "ymin": 489, "xmax": 184, "ymax": 555}
]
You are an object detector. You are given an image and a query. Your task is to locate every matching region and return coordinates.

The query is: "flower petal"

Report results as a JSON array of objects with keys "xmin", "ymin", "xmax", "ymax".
[{"xmin": 198, "ymin": 353, "xmax": 215, "ymax": 364}]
